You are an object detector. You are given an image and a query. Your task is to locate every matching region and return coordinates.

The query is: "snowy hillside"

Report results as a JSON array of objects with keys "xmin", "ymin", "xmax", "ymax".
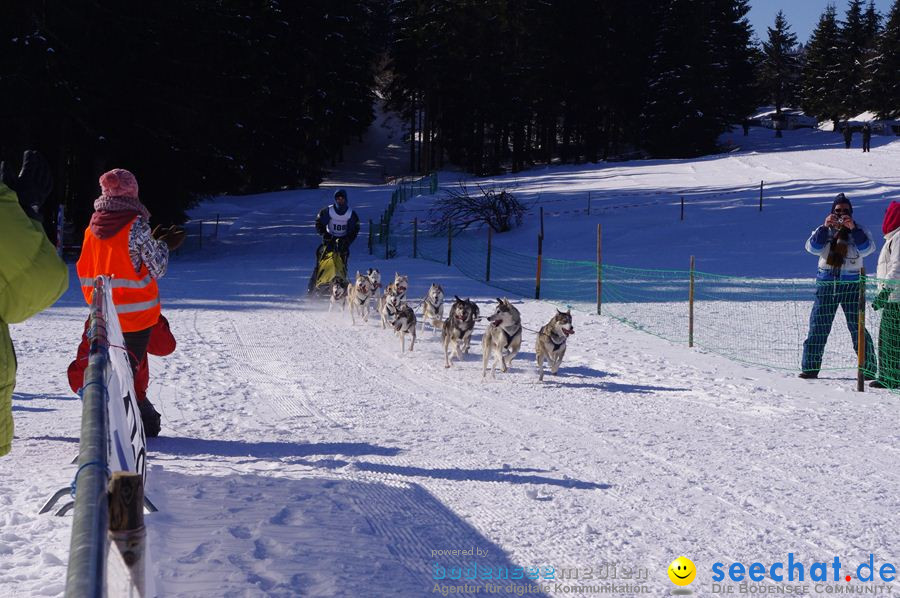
[{"xmin": 3, "ymin": 125, "xmax": 900, "ymax": 597}]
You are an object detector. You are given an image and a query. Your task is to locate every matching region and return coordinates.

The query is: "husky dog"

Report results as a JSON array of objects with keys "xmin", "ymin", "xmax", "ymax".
[
  {"xmin": 328, "ymin": 276, "xmax": 348, "ymax": 312},
  {"xmin": 392, "ymin": 273, "xmax": 409, "ymax": 303},
  {"xmin": 441, "ymin": 296, "xmax": 478, "ymax": 368},
  {"xmin": 420, "ymin": 283, "xmax": 445, "ymax": 332},
  {"xmin": 380, "ymin": 284, "xmax": 404, "ymax": 329},
  {"xmin": 391, "ymin": 304, "xmax": 417, "ymax": 352},
  {"xmin": 535, "ymin": 309, "xmax": 574, "ymax": 381},
  {"xmin": 346, "ymin": 271, "xmax": 374, "ymax": 324},
  {"xmin": 367, "ymin": 268, "xmax": 382, "ymax": 312},
  {"xmin": 482, "ymin": 298, "xmax": 522, "ymax": 378},
  {"xmin": 461, "ymin": 298, "xmax": 479, "ymax": 354}
]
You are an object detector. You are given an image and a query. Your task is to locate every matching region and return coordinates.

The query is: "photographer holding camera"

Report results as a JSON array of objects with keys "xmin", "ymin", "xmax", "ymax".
[{"xmin": 800, "ymin": 193, "xmax": 876, "ymax": 379}]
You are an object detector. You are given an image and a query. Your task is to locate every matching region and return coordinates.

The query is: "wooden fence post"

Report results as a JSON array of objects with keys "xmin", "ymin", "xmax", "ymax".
[
  {"xmin": 759, "ymin": 181, "xmax": 764, "ymax": 211},
  {"xmin": 535, "ymin": 234, "xmax": 543, "ymax": 300},
  {"xmin": 108, "ymin": 472, "xmax": 146, "ymax": 597},
  {"xmin": 486, "ymin": 227, "xmax": 492, "ymax": 282},
  {"xmin": 689, "ymin": 255, "xmax": 695, "ymax": 347},
  {"xmin": 680, "ymin": 196, "xmax": 684, "ymax": 221},
  {"xmin": 597, "ymin": 223, "xmax": 602, "ymax": 315},
  {"xmin": 858, "ymin": 268, "xmax": 866, "ymax": 392}
]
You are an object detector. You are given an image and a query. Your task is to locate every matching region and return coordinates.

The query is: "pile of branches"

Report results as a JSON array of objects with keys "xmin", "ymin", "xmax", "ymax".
[{"xmin": 429, "ymin": 182, "xmax": 526, "ymax": 234}]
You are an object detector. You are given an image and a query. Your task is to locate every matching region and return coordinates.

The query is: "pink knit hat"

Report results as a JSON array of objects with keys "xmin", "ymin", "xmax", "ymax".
[{"xmin": 99, "ymin": 168, "xmax": 139, "ymax": 198}]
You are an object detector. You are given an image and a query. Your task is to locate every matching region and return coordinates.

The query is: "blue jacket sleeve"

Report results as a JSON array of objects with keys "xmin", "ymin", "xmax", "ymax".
[{"xmin": 806, "ymin": 226, "xmax": 830, "ymax": 253}]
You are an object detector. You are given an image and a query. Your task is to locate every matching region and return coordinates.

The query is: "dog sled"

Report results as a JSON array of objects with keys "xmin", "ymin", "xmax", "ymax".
[{"xmin": 309, "ymin": 245, "xmax": 348, "ymax": 298}]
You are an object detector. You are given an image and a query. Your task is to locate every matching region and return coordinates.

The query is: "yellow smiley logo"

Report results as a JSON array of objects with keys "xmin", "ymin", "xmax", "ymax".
[{"xmin": 668, "ymin": 556, "xmax": 696, "ymax": 586}]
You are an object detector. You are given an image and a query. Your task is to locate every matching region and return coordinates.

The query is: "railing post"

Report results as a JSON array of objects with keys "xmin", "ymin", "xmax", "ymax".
[
  {"xmin": 858, "ymin": 268, "xmax": 866, "ymax": 392},
  {"xmin": 486, "ymin": 227, "xmax": 493, "ymax": 282},
  {"xmin": 689, "ymin": 256, "xmax": 695, "ymax": 347},
  {"xmin": 759, "ymin": 180, "xmax": 764, "ymax": 212},
  {"xmin": 108, "ymin": 472, "xmax": 146, "ymax": 597},
  {"xmin": 597, "ymin": 223, "xmax": 602, "ymax": 315},
  {"xmin": 447, "ymin": 222, "xmax": 452, "ymax": 266},
  {"xmin": 535, "ymin": 234, "xmax": 543, "ymax": 300}
]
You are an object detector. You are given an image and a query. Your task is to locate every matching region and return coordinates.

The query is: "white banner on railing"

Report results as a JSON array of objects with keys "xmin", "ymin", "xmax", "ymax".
[{"xmin": 98, "ymin": 277, "xmax": 147, "ymax": 479}]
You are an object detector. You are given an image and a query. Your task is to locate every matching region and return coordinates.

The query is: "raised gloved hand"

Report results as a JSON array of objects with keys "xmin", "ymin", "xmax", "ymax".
[
  {"xmin": 152, "ymin": 224, "xmax": 186, "ymax": 251},
  {"xmin": 0, "ymin": 150, "xmax": 53, "ymax": 220}
]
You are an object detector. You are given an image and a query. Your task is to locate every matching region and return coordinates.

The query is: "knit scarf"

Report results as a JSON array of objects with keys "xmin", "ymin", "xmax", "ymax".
[{"xmin": 94, "ymin": 195, "xmax": 150, "ymax": 221}]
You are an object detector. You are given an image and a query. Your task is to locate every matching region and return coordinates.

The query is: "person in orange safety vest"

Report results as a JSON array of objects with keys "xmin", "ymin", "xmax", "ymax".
[{"xmin": 76, "ymin": 168, "xmax": 184, "ymax": 437}]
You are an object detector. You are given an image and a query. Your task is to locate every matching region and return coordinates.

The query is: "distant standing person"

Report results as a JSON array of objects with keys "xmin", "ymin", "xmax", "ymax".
[
  {"xmin": 871, "ymin": 201, "xmax": 900, "ymax": 388},
  {"xmin": 843, "ymin": 123, "xmax": 852, "ymax": 149},
  {"xmin": 862, "ymin": 123, "xmax": 872, "ymax": 153},
  {"xmin": 799, "ymin": 193, "xmax": 876, "ymax": 379}
]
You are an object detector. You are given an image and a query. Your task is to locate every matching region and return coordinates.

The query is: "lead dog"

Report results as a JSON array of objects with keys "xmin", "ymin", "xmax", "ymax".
[
  {"xmin": 535, "ymin": 309, "xmax": 574, "ymax": 381},
  {"xmin": 328, "ymin": 276, "xmax": 348, "ymax": 312},
  {"xmin": 420, "ymin": 283, "xmax": 444, "ymax": 333},
  {"xmin": 392, "ymin": 273, "xmax": 409, "ymax": 303},
  {"xmin": 482, "ymin": 298, "xmax": 522, "ymax": 378},
  {"xmin": 367, "ymin": 268, "xmax": 382, "ymax": 314},
  {"xmin": 346, "ymin": 271, "xmax": 374, "ymax": 324},
  {"xmin": 380, "ymin": 284, "xmax": 403, "ymax": 329},
  {"xmin": 391, "ymin": 304, "xmax": 417, "ymax": 352},
  {"xmin": 441, "ymin": 296, "xmax": 478, "ymax": 368}
]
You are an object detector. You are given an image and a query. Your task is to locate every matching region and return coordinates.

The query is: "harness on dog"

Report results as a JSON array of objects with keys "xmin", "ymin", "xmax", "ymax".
[
  {"xmin": 385, "ymin": 300, "xmax": 400, "ymax": 318},
  {"xmin": 424, "ymin": 293, "xmax": 442, "ymax": 312},
  {"xmin": 499, "ymin": 324, "xmax": 522, "ymax": 346},
  {"xmin": 355, "ymin": 287, "xmax": 371, "ymax": 304},
  {"xmin": 541, "ymin": 328, "xmax": 567, "ymax": 352}
]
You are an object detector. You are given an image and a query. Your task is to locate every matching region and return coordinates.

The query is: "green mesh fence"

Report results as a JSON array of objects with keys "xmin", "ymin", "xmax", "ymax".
[{"xmin": 383, "ymin": 223, "xmax": 900, "ymax": 389}]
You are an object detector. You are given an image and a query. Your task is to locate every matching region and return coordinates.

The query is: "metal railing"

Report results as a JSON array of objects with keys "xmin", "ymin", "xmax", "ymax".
[{"xmin": 65, "ymin": 277, "xmax": 111, "ymax": 598}]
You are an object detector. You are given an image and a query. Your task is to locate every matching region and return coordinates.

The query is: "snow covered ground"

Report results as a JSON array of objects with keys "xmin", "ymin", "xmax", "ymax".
[{"xmin": 2, "ymin": 124, "xmax": 900, "ymax": 597}]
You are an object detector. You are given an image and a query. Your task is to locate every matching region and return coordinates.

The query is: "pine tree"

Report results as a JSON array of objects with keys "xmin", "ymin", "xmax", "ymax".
[
  {"xmin": 838, "ymin": 0, "xmax": 869, "ymax": 117},
  {"xmin": 760, "ymin": 11, "xmax": 800, "ymax": 115},
  {"xmin": 801, "ymin": 5, "xmax": 843, "ymax": 125},
  {"xmin": 868, "ymin": 0, "xmax": 900, "ymax": 118},
  {"xmin": 709, "ymin": 0, "xmax": 759, "ymax": 129},
  {"xmin": 642, "ymin": 0, "xmax": 756, "ymax": 157}
]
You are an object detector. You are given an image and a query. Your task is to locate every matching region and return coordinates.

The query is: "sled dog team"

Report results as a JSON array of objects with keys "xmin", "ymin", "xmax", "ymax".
[{"xmin": 327, "ymin": 270, "xmax": 575, "ymax": 380}]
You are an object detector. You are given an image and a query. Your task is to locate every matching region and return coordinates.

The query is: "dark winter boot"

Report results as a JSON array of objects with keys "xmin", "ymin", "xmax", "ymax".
[
  {"xmin": 798, "ymin": 371, "xmax": 818, "ymax": 379},
  {"xmin": 139, "ymin": 399, "xmax": 162, "ymax": 437}
]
